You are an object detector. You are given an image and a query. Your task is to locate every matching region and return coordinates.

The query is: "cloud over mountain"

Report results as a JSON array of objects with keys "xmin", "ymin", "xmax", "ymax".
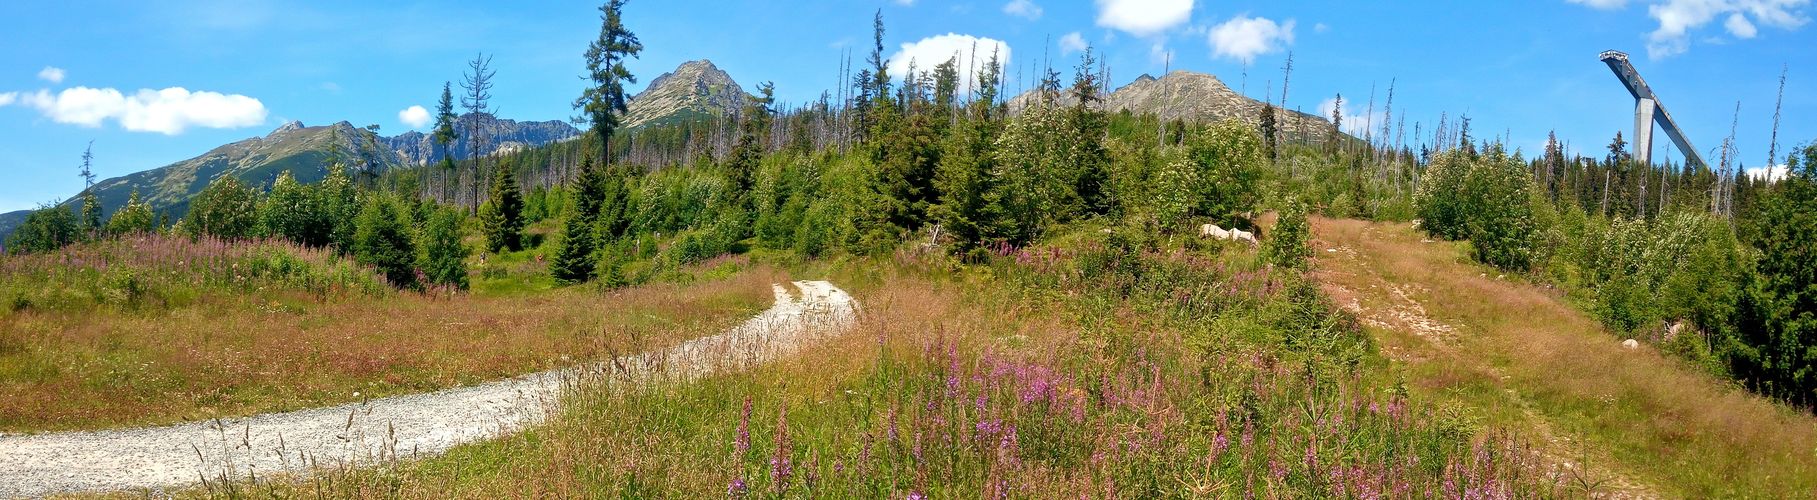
[{"xmin": 14, "ymin": 86, "xmax": 267, "ymax": 135}]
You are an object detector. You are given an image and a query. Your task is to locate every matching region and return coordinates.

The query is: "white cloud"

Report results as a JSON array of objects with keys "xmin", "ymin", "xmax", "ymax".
[
  {"xmin": 1746, "ymin": 164, "xmax": 1790, "ymax": 182},
  {"xmin": 1004, "ymin": 0, "xmax": 1043, "ymax": 19},
  {"xmin": 1317, "ymin": 96, "xmax": 1386, "ymax": 136},
  {"xmin": 1208, "ymin": 15, "xmax": 1296, "ymax": 63},
  {"xmin": 1568, "ymin": 0, "xmax": 1630, "ymax": 9},
  {"xmin": 1096, "ymin": 0, "xmax": 1194, "ymax": 37},
  {"xmin": 0, "ymin": 92, "xmax": 16, "ymax": 107},
  {"xmin": 398, "ymin": 105, "xmax": 431, "ymax": 129},
  {"xmin": 1642, "ymin": 0, "xmax": 1808, "ymax": 58},
  {"xmin": 894, "ymin": 0, "xmax": 915, "ymax": 5},
  {"xmin": 1059, "ymin": 32, "xmax": 1089, "ymax": 55},
  {"xmin": 37, "ymin": 67, "xmax": 65, "ymax": 84},
  {"xmin": 1314, "ymin": 22, "xmax": 1329, "ymax": 33},
  {"xmin": 18, "ymin": 86, "xmax": 267, "ymax": 135},
  {"xmin": 1725, "ymin": 11, "xmax": 1761, "ymax": 36},
  {"xmin": 886, "ymin": 33, "xmax": 1012, "ymax": 94}
]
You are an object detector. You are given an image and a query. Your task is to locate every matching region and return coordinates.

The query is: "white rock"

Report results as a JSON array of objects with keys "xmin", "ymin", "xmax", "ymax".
[{"xmin": 1621, "ymin": 339, "xmax": 1639, "ymax": 350}]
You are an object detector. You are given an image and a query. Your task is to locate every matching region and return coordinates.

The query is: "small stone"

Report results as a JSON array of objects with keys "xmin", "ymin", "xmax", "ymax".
[{"xmin": 1621, "ymin": 339, "xmax": 1639, "ymax": 350}]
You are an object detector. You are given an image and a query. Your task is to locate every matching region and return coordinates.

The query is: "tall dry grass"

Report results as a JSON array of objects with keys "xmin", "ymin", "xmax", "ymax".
[
  {"xmin": 250, "ymin": 243, "xmax": 1565, "ymax": 497},
  {"xmin": 1310, "ymin": 216, "xmax": 1817, "ymax": 497},
  {"xmin": 0, "ymin": 249, "xmax": 782, "ymax": 432}
]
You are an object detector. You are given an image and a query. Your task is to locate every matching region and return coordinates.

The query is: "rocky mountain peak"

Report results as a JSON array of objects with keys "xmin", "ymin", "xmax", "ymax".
[
  {"xmin": 269, "ymin": 120, "xmax": 305, "ymax": 137},
  {"xmin": 1008, "ymin": 69, "xmax": 1338, "ymax": 140},
  {"xmin": 623, "ymin": 59, "xmax": 752, "ymax": 131}
]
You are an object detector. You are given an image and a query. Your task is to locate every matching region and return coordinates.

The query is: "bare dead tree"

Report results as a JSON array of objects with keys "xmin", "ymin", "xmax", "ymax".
[
  {"xmin": 1766, "ymin": 64, "xmax": 1786, "ymax": 175},
  {"xmin": 461, "ymin": 52, "xmax": 497, "ymax": 211}
]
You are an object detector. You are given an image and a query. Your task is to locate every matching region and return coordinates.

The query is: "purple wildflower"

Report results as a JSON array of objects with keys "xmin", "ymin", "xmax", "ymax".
[
  {"xmin": 728, "ymin": 477, "xmax": 747, "ymax": 498},
  {"xmin": 735, "ymin": 397, "xmax": 752, "ymax": 454}
]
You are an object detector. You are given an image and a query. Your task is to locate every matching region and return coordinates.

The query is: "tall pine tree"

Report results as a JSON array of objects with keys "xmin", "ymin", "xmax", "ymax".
[{"xmin": 575, "ymin": 0, "xmax": 643, "ymax": 166}]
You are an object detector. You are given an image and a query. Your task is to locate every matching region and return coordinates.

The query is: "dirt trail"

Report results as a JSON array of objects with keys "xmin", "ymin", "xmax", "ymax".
[
  {"xmin": 1305, "ymin": 217, "xmax": 1817, "ymax": 498},
  {"xmin": 0, "ymin": 280, "xmax": 856, "ymax": 498}
]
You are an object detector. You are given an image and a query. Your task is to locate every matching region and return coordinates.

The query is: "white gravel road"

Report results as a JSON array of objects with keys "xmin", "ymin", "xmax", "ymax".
[{"xmin": 0, "ymin": 280, "xmax": 856, "ymax": 497}]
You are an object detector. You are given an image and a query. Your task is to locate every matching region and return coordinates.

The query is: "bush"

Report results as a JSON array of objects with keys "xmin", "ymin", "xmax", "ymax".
[
  {"xmin": 186, "ymin": 176, "xmax": 262, "ymax": 240},
  {"xmin": 1265, "ymin": 199, "xmax": 1312, "ymax": 270},
  {"xmin": 260, "ymin": 171, "xmax": 334, "ymax": 247},
  {"xmin": 1185, "ymin": 119, "xmax": 1266, "ymax": 226},
  {"xmin": 352, "ymin": 195, "xmax": 418, "ymax": 289},
  {"xmin": 6, "ymin": 204, "xmax": 79, "ymax": 254},
  {"xmin": 106, "ymin": 190, "xmax": 157, "ymax": 236},
  {"xmin": 1416, "ymin": 149, "xmax": 1539, "ymax": 271}
]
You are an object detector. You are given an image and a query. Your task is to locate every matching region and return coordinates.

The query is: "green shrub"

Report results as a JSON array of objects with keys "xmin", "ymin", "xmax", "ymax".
[
  {"xmin": 185, "ymin": 176, "xmax": 262, "ymax": 240},
  {"xmin": 1416, "ymin": 149, "xmax": 1539, "ymax": 271},
  {"xmin": 106, "ymin": 190, "xmax": 157, "ymax": 236},
  {"xmin": 1184, "ymin": 119, "xmax": 1266, "ymax": 225},
  {"xmin": 352, "ymin": 195, "xmax": 418, "ymax": 289},
  {"xmin": 6, "ymin": 204, "xmax": 79, "ymax": 254},
  {"xmin": 1265, "ymin": 199, "xmax": 1311, "ymax": 270},
  {"xmin": 260, "ymin": 171, "xmax": 335, "ymax": 247}
]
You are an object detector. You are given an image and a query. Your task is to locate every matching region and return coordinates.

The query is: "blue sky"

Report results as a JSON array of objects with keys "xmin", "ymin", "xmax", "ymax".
[{"xmin": 2, "ymin": 0, "xmax": 1812, "ymax": 212}]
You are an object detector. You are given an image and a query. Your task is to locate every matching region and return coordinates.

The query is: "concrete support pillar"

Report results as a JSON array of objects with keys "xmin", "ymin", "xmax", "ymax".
[{"xmin": 1634, "ymin": 97, "xmax": 1656, "ymax": 166}]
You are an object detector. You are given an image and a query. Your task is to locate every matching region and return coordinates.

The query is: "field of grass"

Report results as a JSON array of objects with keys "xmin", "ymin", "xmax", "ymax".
[
  {"xmin": 0, "ymin": 234, "xmax": 778, "ymax": 432},
  {"xmin": 26, "ymin": 217, "xmax": 1817, "ymax": 498},
  {"xmin": 191, "ymin": 228, "xmax": 1573, "ymax": 498},
  {"xmin": 1309, "ymin": 216, "xmax": 1817, "ymax": 497}
]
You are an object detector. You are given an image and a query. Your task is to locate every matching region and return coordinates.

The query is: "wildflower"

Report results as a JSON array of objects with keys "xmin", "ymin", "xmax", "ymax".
[
  {"xmin": 728, "ymin": 477, "xmax": 747, "ymax": 498},
  {"xmin": 735, "ymin": 397, "xmax": 752, "ymax": 454},
  {"xmin": 907, "ymin": 491, "xmax": 926, "ymax": 500},
  {"xmin": 771, "ymin": 404, "xmax": 792, "ymax": 493}
]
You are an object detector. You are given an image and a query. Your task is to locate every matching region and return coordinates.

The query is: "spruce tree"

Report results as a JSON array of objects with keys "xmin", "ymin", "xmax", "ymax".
[
  {"xmin": 417, "ymin": 207, "xmax": 470, "ymax": 289},
  {"xmin": 353, "ymin": 195, "xmax": 418, "ymax": 289},
  {"xmin": 479, "ymin": 161, "xmax": 525, "ymax": 252},
  {"xmin": 1259, "ymin": 103, "xmax": 1279, "ymax": 160},
  {"xmin": 550, "ymin": 209, "xmax": 597, "ymax": 285},
  {"xmin": 575, "ymin": 0, "xmax": 642, "ymax": 164}
]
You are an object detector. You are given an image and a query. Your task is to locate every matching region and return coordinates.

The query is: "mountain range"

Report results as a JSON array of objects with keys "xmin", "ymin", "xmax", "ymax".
[
  {"xmin": 0, "ymin": 59, "xmax": 751, "ymax": 241},
  {"xmin": 3, "ymin": 63, "xmax": 1316, "ymax": 241},
  {"xmin": 383, "ymin": 115, "xmax": 580, "ymax": 167},
  {"xmin": 1009, "ymin": 70, "xmax": 1338, "ymax": 139}
]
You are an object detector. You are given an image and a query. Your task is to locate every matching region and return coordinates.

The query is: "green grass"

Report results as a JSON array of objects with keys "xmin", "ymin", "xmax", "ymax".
[{"xmin": 214, "ymin": 225, "xmax": 1567, "ymax": 498}]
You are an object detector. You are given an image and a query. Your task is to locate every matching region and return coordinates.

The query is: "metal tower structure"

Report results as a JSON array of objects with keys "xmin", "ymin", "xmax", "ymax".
[{"xmin": 1599, "ymin": 50, "xmax": 1708, "ymax": 168}]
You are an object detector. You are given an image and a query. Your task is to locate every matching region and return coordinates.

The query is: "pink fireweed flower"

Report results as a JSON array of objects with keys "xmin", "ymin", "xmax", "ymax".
[
  {"xmin": 735, "ymin": 397, "xmax": 752, "ymax": 454},
  {"xmin": 728, "ymin": 477, "xmax": 747, "ymax": 498}
]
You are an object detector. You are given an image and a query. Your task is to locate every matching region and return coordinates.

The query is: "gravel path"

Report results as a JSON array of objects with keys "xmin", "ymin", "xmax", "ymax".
[{"xmin": 0, "ymin": 280, "xmax": 856, "ymax": 497}]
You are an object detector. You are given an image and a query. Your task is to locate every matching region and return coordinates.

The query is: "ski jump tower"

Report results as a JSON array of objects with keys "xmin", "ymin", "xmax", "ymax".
[{"xmin": 1600, "ymin": 50, "xmax": 1708, "ymax": 168}]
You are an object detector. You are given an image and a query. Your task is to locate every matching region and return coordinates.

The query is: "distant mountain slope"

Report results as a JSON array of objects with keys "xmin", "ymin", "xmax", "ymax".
[
  {"xmin": 622, "ymin": 60, "xmax": 752, "ymax": 131},
  {"xmin": 1010, "ymin": 70, "xmax": 1338, "ymax": 139},
  {"xmin": 383, "ymin": 113, "xmax": 579, "ymax": 166},
  {"xmin": 0, "ymin": 121, "xmax": 402, "ymax": 240}
]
